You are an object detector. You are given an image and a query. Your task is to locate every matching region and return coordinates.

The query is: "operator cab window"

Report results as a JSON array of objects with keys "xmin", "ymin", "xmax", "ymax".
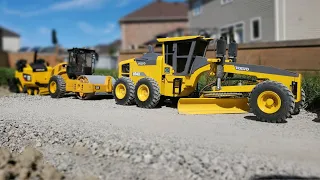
[
  {"xmin": 193, "ymin": 40, "xmax": 208, "ymax": 57},
  {"xmin": 69, "ymin": 52, "xmax": 76, "ymax": 64},
  {"xmin": 165, "ymin": 42, "xmax": 173, "ymax": 66},
  {"xmin": 176, "ymin": 41, "xmax": 192, "ymax": 73}
]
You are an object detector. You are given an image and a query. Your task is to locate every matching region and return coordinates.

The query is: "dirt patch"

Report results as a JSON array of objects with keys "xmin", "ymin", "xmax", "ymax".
[
  {"xmin": 0, "ymin": 147, "xmax": 65, "ymax": 180},
  {"xmin": 0, "ymin": 86, "xmax": 11, "ymax": 97}
]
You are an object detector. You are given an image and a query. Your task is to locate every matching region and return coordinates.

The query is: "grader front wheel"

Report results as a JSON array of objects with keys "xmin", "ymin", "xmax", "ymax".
[
  {"xmin": 249, "ymin": 81, "xmax": 295, "ymax": 123},
  {"xmin": 113, "ymin": 77, "xmax": 135, "ymax": 105}
]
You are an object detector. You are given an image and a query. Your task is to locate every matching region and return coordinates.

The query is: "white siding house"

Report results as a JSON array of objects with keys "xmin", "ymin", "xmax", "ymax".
[
  {"xmin": 188, "ymin": 0, "xmax": 320, "ymax": 43},
  {"xmin": 275, "ymin": 0, "xmax": 320, "ymax": 41},
  {"xmin": 95, "ymin": 54, "xmax": 118, "ymax": 69},
  {"xmin": 0, "ymin": 26, "xmax": 20, "ymax": 52}
]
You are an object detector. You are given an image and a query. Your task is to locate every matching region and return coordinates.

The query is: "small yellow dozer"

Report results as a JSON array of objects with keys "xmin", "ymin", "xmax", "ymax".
[
  {"xmin": 48, "ymin": 48, "xmax": 115, "ymax": 100},
  {"xmin": 7, "ymin": 51, "xmax": 68, "ymax": 95},
  {"xmin": 114, "ymin": 35, "xmax": 305, "ymax": 123}
]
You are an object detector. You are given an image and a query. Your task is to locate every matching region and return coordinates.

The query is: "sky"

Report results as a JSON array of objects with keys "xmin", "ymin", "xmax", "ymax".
[{"xmin": 0, "ymin": 0, "xmax": 185, "ymax": 49}]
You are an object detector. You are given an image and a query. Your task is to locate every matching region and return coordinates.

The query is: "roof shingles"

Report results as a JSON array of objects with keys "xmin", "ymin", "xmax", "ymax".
[
  {"xmin": 0, "ymin": 26, "xmax": 20, "ymax": 37},
  {"xmin": 119, "ymin": 0, "xmax": 188, "ymax": 23}
]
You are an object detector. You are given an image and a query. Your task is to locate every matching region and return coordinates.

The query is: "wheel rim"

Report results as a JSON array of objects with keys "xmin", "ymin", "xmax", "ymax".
[
  {"xmin": 115, "ymin": 83, "xmax": 126, "ymax": 99},
  {"xmin": 137, "ymin": 84, "xmax": 149, "ymax": 102},
  {"xmin": 18, "ymin": 84, "xmax": 23, "ymax": 92},
  {"xmin": 257, "ymin": 91, "xmax": 281, "ymax": 114},
  {"xmin": 50, "ymin": 81, "xmax": 57, "ymax": 93},
  {"xmin": 27, "ymin": 88, "xmax": 32, "ymax": 95},
  {"xmin": 77, "ymin": 77, "xmax": 89, "ymax": 99},
  {"xmin": 34, "ymin": 89, "xmax": 39, "ymax": 95}
]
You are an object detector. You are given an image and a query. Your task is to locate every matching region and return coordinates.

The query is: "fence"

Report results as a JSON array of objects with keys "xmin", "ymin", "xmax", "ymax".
[
  {"xmin": 0, "ymin": 51, "xmax": 65, "ymax": 68},
  {"xmin": 118, "ymin": 38, "xmax": 320, "ymax": 72}
]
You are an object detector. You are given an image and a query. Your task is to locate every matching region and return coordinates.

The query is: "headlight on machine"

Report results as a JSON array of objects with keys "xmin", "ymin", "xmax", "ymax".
[{"xmin": 23, "ymin": 74, "xmax": 32, "ymax": 82}]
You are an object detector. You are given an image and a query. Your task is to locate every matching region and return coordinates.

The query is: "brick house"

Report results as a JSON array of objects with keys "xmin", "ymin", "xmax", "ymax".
[{"xmin": 119, "ymin": 0, "xmax": 188, "ymax": 50}]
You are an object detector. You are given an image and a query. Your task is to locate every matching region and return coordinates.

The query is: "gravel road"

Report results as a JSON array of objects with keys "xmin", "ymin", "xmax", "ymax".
[{"xmin": 1, "ymin": 93, "xmax": 320, "ymax": 180}]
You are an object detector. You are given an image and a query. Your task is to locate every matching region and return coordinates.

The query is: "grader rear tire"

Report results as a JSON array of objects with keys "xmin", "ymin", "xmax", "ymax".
[
  {"xmin": 113, "ymin": 77, "xmax": 135, "ymax": 105},
  {"xmin": 134, "ymin": 77, "xmax": 161, "ymax": 109},
  {"xmin": 249, "ymin": 80, "xmax": 295, "ymax": 123},
  {"xmin": 48, "ymin": 75, "xmax": 66, "ymax": 98}
]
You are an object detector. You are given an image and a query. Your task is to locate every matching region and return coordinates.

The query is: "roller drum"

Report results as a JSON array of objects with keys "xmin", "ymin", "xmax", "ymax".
[{"xmin": 76, "ymin": 75, "xmax": 115, "ymax": 98}]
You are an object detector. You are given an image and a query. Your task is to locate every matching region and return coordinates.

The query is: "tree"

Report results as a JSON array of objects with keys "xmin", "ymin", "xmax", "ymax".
[
  {"xmin": 108, "ymin": 46, "xmax": 117, "ymax": 56},
  {"xmin": 52, "ymin": 29, "xmax": 58, "ymax": 45}
]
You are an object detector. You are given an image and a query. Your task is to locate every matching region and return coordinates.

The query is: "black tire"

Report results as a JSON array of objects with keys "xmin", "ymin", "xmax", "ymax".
[
  {"xmin": 291, "ymin": 88, "xmax": 306, "ymax": 115},
  {"xmin": 113, "ymin": 77, "xmax": 135, "ymax": 105},
  {"xmin": 249, "ymin": 80, "xmax": 295, "ymax": 123},
  {"xmin": 48, "ymin": 75, "xmax": 66, "ymax": 98},
  {"xmin": 134, "ymin": 77, "xmax": 161, "ymax": 108},
  {"xmin": 15, "ymin": 59, "xmax": 27, "ymax": 72},
  {"xmin": 22, "ymin": 86, "xmax": 28, "ymax": 93},
  {"xmin": 29, "ymin": 89, "xmax": 35, "ymax": 95},
  {"xmin": 7, "ymin": 78, "xmax": 20, "ymax": 93}
]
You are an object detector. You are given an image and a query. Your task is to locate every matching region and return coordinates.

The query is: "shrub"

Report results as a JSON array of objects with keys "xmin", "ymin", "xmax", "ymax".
[
  {"xmin": 94, "ymin": 68, "xmax": 118, "ymax": 78},
  {"xmin": 301, "ymin": 72, "xmax": 320, "ymax": 111},
  {"xmin": 0, "ymin": 67, "xmax": 15, "ymax": 86}
]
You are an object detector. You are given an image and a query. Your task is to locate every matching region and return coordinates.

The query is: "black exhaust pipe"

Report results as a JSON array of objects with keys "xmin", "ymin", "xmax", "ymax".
[
  {"xmin": 228, "ymin": 40, "xmax": 238, "ymax": 63},
  {"xmin": 215, "ymin": 37, "xmax": 227, "ymax": 91},
  {"xmin": 216, "ymin": 37, "xmax": 227, "ymax": 64},
  {"xmin": 34, "ymin": 50, "xmax": 38, "ymax": 63}
]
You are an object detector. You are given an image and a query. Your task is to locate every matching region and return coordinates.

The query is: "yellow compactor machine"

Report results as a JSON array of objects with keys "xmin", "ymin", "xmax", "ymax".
[
  {"xmin": 48, "ymin": 48, "xmax": 115, "ymax": 100},
  {"xmin": 113, "ymin": 36, "xmax": 305, "ymax": 123},
  {"xmin": 7, "ymin": 51, "xmax": 68, "ymax": 95}
]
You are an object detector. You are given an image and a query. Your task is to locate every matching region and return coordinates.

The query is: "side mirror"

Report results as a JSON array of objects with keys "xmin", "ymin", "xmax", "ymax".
[
  {"xmin": 95, "ymin": 52, "xmax": 99, "ymax": 62},
  {"xmin": 147, "ymin": 45, "xmax": 154, "ymax": 53}
]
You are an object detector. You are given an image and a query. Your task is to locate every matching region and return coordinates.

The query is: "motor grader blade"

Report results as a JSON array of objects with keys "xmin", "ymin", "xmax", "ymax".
[{"xmin": 177, "ymin": 97, "xmax": 250, "ymax": 115}]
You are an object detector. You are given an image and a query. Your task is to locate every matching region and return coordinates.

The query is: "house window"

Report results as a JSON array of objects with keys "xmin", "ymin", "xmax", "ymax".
[
  {"xmin": 221, "ymin": 0, "xmax": 233, "ymax": 5},
  {"xmin": 192, "ymin": 0, "xmax": 202, "ymax": 16},
  {"xmin": 235, "ymin": 23, "xmax": 244, "ymax": 43},
  {"xmin": 220, "ymin": 22, "xmax": 244, "ymax": 44},
  {"xmin": 250, "ymin": 17, "xmax": 262, "ymax": 41}
]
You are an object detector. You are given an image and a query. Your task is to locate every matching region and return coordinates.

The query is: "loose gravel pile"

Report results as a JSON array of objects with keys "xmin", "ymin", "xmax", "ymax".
[
  {"xmin": 0, "ymin": 147, "xmax": 65, "ymax": 180},
  {"xmin": 1, "ymin": 93, "xmax": 320, "ymax": 180}
]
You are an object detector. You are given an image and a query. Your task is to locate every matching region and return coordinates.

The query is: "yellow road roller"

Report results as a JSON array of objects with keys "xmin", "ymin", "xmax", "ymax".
[
  {"xmin": 48, "ymin": 48, "xmax": 115, "ymax": 100},
  {"xmin": 113, "ymin": 35, "xmax": 305, "ymax": 123}
]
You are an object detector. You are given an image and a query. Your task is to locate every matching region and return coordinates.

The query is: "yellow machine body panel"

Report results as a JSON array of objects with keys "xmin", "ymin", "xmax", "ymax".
[{"xmin": 14, "ymin": 65, "xmax": 52, "ymax": 87}]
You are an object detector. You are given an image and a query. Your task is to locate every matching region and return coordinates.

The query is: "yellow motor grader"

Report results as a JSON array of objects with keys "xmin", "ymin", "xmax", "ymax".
[
  {"xmin": 113, "ymin": 35, "xmax": 305, "ymax": 123},
  {"xmin": 48, "ymin": 48, "xmax": 115, "ymax": 100}
]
